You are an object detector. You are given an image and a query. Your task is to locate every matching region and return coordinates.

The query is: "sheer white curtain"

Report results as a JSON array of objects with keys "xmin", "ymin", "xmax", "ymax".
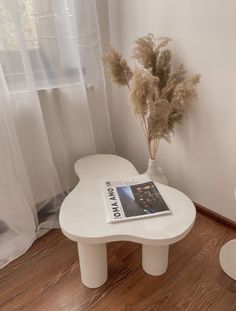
[{"xmin": 0, "ymin": 0, "xmax": 114, "ymax": 268}]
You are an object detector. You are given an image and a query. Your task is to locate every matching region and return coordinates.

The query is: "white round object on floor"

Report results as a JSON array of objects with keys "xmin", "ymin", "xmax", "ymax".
[{"xmin": 219, "ymin": 239, "xmax": 236, "ymax": 280}]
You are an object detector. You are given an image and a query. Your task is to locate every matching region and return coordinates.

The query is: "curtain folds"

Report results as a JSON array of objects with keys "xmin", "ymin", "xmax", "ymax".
[{"xmin": 0, "ymin": 0, "xmax": 114, "ymax": 268}]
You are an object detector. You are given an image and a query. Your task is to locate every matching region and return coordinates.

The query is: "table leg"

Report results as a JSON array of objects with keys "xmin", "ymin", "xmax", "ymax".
[
  {"xmin": 77, "ymin": 242, "xmax": 108, "ymax": 288},
  {"xmin": 142, "ymin": 244, "xmax": 169, "ymax": 276}
]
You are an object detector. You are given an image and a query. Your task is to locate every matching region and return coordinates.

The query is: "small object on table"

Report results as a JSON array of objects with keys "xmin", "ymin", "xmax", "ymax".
[
  {"xmin": 59, "ymin": 154, "xmax": 196, "ymax": 288},
  {"xmin": 103, "ymin": 176, "xmax": 171, "ymax": 223}
]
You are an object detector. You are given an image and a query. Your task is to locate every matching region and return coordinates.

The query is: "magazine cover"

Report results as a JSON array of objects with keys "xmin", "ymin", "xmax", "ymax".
[{"xmin": 103, "ymin": 176, "xmax": 171, "ymax": 223}]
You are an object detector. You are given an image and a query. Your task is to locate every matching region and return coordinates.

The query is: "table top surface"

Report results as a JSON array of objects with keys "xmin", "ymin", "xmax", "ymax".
[{"xmin": 59, "ymin": 154, "xmax": 196, "ymax": 245}]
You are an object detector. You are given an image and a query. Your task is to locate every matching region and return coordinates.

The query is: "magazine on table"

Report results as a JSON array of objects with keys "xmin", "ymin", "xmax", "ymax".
[{"xmin": 102, "ymin": 176, "xmax": 171, "ymax": 223}]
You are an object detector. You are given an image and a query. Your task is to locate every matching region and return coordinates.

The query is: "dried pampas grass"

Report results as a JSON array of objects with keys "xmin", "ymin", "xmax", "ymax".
[
  {"xmin": 102, "ymin": 47, "xmax": 132, "ymax": 87},
  {"xmin": 129, "ymin": 68, "xmax": 158, "ymax": 117},
  {"xmin": 102, "ymin": 34, "xmax": 200, "ymax": 159},
  {"xmin": 132, "ymin": 34, "xmax": 171, "ymax": 76}
]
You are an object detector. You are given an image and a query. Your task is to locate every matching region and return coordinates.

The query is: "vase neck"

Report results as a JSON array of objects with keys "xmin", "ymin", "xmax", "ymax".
[
  {"xmin": 148, "ymin": 158, "xmax": 157, "ymax": 164},
  {"xmin": 147, "ymin": 158, "xmax": 158, "ymax": 171}
]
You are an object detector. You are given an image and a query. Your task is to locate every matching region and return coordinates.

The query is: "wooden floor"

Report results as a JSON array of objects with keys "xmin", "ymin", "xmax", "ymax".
[{"xmin": 0, "ymin": 213, "xmax": 236, "ymax": 311}]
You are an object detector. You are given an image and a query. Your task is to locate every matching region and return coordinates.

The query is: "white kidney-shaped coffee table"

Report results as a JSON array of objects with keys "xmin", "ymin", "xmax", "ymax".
[{"xmin": 59, "ymin": 154, "xmax": 196, "ymax": 288}]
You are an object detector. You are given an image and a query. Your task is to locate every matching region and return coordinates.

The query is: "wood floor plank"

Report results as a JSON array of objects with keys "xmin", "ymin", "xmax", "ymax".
[{"xmin": 0, "ymin": 213, "xmax": 235, "ymax": 311}]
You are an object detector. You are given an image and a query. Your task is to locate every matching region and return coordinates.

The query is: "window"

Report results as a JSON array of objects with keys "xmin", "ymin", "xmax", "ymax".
[
  {"xmin": 0, "ymin": 0, "xmax": 38, "ymax": 50},
  {"xmin": 0, "ymin": 0, "xmax": 80, "ymax": 92}
]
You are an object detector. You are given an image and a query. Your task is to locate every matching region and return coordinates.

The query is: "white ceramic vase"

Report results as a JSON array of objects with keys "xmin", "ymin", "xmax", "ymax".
[{"xmin": 146, "ymin": 158, "xmax": 168, "ymax": 185}]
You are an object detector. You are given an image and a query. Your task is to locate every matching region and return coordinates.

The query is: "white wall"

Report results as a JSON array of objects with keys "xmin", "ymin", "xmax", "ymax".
[{"xmin": 108, "ymin": 0, "xmax": 236, "ymax": 221}]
